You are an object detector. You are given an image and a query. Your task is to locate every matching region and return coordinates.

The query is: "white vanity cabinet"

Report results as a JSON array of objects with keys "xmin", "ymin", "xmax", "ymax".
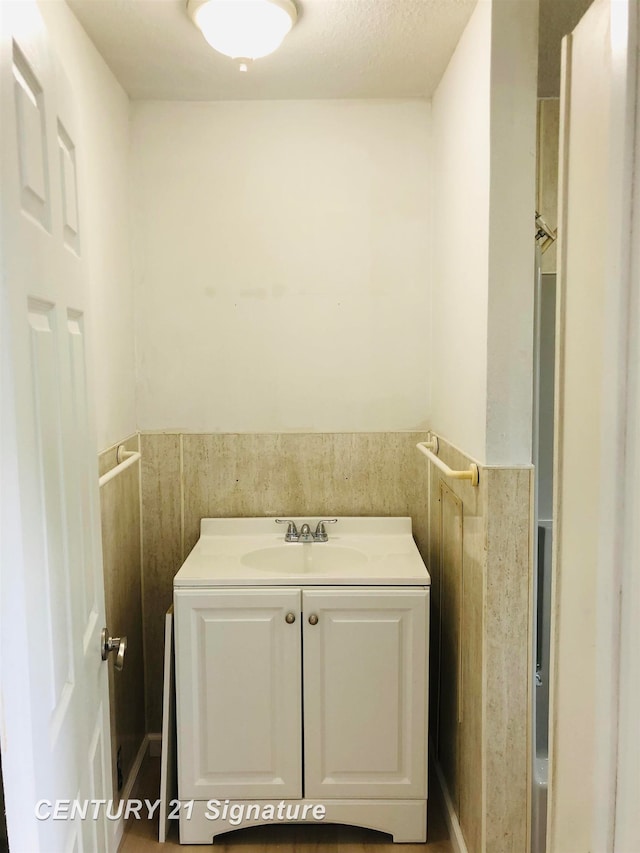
[
  {"xmin": 302, "ymin": 588, "xmax": 428, "ymax": 800},
  {"xmin": 174, "ymin": 588, "xmax": 303, "ymax": 801},
  {"xmin": 172, "ymin": 517, "xmax": 431, "ymax": 844}
]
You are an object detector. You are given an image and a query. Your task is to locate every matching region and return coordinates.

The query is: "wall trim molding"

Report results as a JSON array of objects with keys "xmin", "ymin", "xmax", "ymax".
[{"xmin": 431, "ymin": 752, "xmax": 469, "ymax": 853}]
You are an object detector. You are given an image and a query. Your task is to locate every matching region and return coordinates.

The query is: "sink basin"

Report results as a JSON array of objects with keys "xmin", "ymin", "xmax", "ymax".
[
  {"xmin": 174, "ymin": 517, "xmax": 431, "ymax": 587},
  {"xmin": 240, "ymin": 544, "xmax": 368, "ymax": 573}
]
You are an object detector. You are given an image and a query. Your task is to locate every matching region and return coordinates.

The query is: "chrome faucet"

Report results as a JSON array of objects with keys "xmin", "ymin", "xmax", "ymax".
[
  {"xmin": 298, "ymin": 523, "xmax": 314, "ymax": 543},
  {"xmin": 275, "ymin": 518, "xmax": 338, "ymax": 543}
]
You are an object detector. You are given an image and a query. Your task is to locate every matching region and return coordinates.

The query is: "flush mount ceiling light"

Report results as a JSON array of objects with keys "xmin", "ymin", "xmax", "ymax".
[{"xmin": 187, "ymin": 0, "xmax": 297, "ymax": 68}]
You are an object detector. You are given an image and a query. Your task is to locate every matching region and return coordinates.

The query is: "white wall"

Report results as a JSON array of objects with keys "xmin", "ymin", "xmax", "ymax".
[
  {"xmin": 431, "ymin": 0, "xmax": 491, "ymax": 464},
  {"xmin": 131, "ymin": 100, "xmax": 431, "ymax": 433},
  {"xmin": 431, "ymin": 0, "xmax": 537, "ymax": 465},
  {"xmin": 485, "ymin": 0, "xmax": 538, "ymax": 465},
  {"xmin": 36, "ymin": 1, "xmax": 537, "ymax": 455},
  {"xmin": 37, "ymin": 0, "xmax": 136, "ymax": 451}
]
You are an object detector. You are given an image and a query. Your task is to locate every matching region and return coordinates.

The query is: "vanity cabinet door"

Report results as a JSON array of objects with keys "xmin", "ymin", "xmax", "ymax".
[
  {"xmin": 174, "ymin": 588, "xmax": 302, "ymax": 800},
  {"xmin": 302, "ymin": 588, "xmax": 429, "ymax": 800}
]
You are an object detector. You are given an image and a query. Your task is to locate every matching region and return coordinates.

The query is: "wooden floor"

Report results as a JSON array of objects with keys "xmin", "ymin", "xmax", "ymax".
[{"xmin": 119, "ymin": 757, "xmax": 453, "ymax": 853}]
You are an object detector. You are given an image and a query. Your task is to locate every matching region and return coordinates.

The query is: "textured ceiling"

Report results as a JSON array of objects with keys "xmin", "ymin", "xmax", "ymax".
[{"xmin": 66, "ymin": 0, "xmax": 477, "ymax": 100}]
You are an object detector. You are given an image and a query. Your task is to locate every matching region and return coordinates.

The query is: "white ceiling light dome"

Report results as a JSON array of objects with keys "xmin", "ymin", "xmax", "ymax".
[{"xmin": 187, "ymin": 0, "xmax": 298, "ymax": 62}]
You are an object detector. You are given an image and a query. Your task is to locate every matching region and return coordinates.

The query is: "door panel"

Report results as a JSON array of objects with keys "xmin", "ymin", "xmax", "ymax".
[
  {"xmin": 12, "ymin": 39, "xmax": 51, "ymax": 230},
  {"xmin": 174, "ymin": 588, "xmax": 302, "ymax": 800},
  {"xmin": 303, "ymin": 588, "xmax": 429, "ymax": 800},
  {"xmin": 27, "ymin": 297, "xmax": 75, "ymax": 722},
  {"xmin": 57, "ymin": 120, "xmax": 80, "ymax": 253},
  {"xmin": 66, "ymin": 311, "xmax": 100, "ymax": 649},
  {"xmin": 0, "ymin": 4, "xmax": 112, "ymax": 849}
]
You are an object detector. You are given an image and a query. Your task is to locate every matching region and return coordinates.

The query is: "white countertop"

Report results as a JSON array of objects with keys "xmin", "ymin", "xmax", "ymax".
[{"xmin": 173, "ymin": 517, "xmax": 431, "ymax": 588}]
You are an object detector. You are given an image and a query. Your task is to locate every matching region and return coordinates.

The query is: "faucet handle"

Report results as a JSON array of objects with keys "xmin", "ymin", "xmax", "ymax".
[
  {"xmin": 275, "ymin": 519, "xmax": 298, "ymax": 542},
  {"xmin": 314, "ymin": 519, "xmax": 337, "ymax": 542}
]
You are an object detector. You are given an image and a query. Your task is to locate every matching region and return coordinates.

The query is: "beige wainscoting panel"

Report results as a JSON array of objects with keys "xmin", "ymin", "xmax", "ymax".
[
  {"xmin": 428, "ymin": 468, "xmax": 442, "ymax": 756},
  {"xmin": 181, "ymin": 432, "xmax": 430, "ymax": 558},
  {"xmin": 425, "ymin": 434, "xmax": 532, "ymax": 853},
  {"xmin": 459, "ymin": 498, "xmax": 483, "ymax": 853},
  {"xmin": 483, "ymin": 466, "xmax": 533, "ymax": 853},
  {"xmin": 428, "ymin": 438, "xmax": 484, "ymax": 853},
  {"xmin": 438, "ymin": 482, "xmax": 463, "ymax": 810},
  {"xmin": 99, "ymin": 434, "xmax": 145, "ymax": 799},
  {"xmin": 140, "ymin": 433, "xmax": 183, "ymax": 733}
]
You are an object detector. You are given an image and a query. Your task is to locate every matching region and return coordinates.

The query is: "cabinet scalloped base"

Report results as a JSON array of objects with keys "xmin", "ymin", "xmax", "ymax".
[{"xmin": 178, "ymin": 799, "xmax": 427, "ymax": 844}]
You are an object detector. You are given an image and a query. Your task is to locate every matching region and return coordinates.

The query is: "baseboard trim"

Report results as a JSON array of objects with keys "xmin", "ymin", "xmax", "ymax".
[
  {"xmin": 113, "ymin": 734, "xmax": 151, "ymax": 851},
  {"xmin": 432, "ymin": 756, "xmax": 469, "ymax": 853}
]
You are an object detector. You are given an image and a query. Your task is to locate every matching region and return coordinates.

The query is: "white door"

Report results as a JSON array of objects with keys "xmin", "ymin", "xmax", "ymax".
[
  {"xmin": 548, "ymin": 0, "xmax": 639, "ymax": 850},
  {"xmin": 174, "ymin": 588, "xmax": 302, "ymax": 800},
  {"xmin": 303, "ymin": 587, "xmax": 429, "ymax": 800},
  {"xmin": 0, "ymin": 3, "xmax": 113, "ymax": 851}
]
